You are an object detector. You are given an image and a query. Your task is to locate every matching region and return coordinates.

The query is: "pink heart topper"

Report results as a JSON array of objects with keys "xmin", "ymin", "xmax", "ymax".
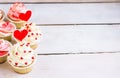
[{"xmin": 19, "ymin": 10, "xmax": 32, "ymax": 21}]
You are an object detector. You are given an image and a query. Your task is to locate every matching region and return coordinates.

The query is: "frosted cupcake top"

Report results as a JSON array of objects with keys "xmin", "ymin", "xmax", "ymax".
[
  {"xmin": 8, "ymin": 2, "xmax": 31, "ymax": 21},
  {"xmin": 23, "ymin": 23, "xmax": 42, "ymax": 45},
  {"xmin": 0, "ymin": 39, "xmax": 11, "ymax": 56},
  {"xmin": 7, "ymin": 42, "xmax": 36, "ymax": 67},
  {"xmin": 13, "ymin": 22, "xmax": 42, "ymax": 45},
  {"xmin": 0, "ymin": 22, "xmax": 16, "ymax": 37}
]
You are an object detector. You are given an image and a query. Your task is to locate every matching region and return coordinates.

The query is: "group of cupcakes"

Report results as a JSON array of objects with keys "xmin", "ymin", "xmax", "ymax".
[{"xmin": 0, "ymin": 2, "xmax": 41, "ymax": 74}]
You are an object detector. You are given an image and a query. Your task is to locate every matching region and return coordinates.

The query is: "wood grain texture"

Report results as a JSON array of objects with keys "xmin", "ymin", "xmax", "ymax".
[
  {"xmin": 0, "ymin": 0, "xmax": 120, "ymax": 2},
  {"xmin": 0, "ymin": 3, "xmax": 120, "ymax": 24},
  {"xmin": 38, "ymin": 25, "xmax": 120, "ymax": 53},
  {"xmin": 0, "ymin": 54, "xmax": 120, "ymax": 78}
]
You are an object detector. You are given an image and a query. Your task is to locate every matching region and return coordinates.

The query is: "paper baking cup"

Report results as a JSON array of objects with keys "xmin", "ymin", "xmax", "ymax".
[
  {"xmin": 0, "ymin": 53, "xmax": 8, "ymax": 64},
  {"xmin": 0, "ymin": 35, "xmax": 11, "ymax": 41},
  {"xmin": 6, "ymin": 15, "xmax": 26, "ymax": 29},
  {"xmin": 30, "ymin": 44, "xmax": 38, "ymax": 50}
]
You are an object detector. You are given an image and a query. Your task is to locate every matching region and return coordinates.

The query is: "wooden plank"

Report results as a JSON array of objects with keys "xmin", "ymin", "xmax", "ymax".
[
  {"xmin": 0, "ymin": 0, "xmax": 119, "ymax": 2},
  {"xmin": 0, "ymin": 3, "xmax": 120, "ymax": 24},
  {"xmin": 1, "ymin": 54, "xmax": 120, "ymax": 78},
  {"xmin": 38, "ymin": 25, "xmax": 120, "ymax": 53}
]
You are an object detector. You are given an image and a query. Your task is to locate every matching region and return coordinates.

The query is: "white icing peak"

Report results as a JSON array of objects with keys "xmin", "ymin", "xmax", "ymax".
[
  {"xmin": 0, "ymin": 39, "xmax": 10, "ymax": 51},
  {"xmin": 22, "ymin": 23, "xmax": 42, "ymax": 45},
  {"xmin": 7, "ymin": 42, "xmax": 36, "ymax": 67},
  {"xmin": 0, "ymin": 22, "xmax": 16, "ymax": 37}
]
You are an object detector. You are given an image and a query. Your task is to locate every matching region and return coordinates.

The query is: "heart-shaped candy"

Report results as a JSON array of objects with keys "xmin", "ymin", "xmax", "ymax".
[
  {"xmin": 19, "ymin": 10, "xmax": 32, "ymax": 21},
  {"xmin": 14, "ymin": 29, "xmax": 28, "ymax": 41}
]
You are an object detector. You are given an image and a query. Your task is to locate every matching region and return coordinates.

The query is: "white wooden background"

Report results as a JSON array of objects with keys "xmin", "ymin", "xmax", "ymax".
[
  {"xmin": 0, "ymin": 2, "xmax": 120, "ymax": 78},
  {"xmin": 0, "ymin": 0, "xmax": 120, "ymax": 2}
]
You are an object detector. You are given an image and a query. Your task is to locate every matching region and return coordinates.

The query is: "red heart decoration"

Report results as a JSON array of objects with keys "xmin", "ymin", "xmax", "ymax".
[
  {"xmin": 14, "ymin": 29, "xmax": 28, "ymax": 41},
  {"xmin": 19, "ymin": 10, "xmax": 32, "ymax": 21}
]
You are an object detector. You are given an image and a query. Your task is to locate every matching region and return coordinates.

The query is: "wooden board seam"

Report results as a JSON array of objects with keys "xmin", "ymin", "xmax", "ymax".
[
  {"xmin": 37, "ymin": 51, "xmax": 120, "ymax": 55},
  {"xmin": 0, "ymin": 2, "xmax": 120, "ymax": 4},
  {"xmin": 36, "ymin": 23, "xmax": 120, "ymax": 26}
]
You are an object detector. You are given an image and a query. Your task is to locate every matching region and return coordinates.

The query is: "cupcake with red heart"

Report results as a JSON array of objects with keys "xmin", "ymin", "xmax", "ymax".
[
  {"xmin": 12, "ymin": 23, "xmax": 42, "ymax": 49},
  {"xmin": 22, "ymin": 23, "xmax": 42, "ymax": 49},
  {"xmin": 0, "ymin": 9, "xmax": 5, "ymax": 21},
  {"xmin": 7, "ymin": 2, "xmax": 32, "ymax": 29},
  {"xmin": 11, "ymin": 28, "xmax": 28, "ymax": 44},
  {"xmin": 0, "ymin": 39, "xmax": 11, "ymax": 64},
  {"xmin": 0, "ymin": 21, "xmax": 16, "ymax": 41},
  {"xmin": 7, "ymin": 42, "xmax": 36, "ymax": 74}
]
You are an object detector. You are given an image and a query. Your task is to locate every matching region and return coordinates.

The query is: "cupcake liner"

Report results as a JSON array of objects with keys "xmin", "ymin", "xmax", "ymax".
[
  {"xmin": 6, "ymin": 15, "xmax": 26, "ymax": 29},
  {"xmin": 8, "ymin": 52, "xmax": 37, "ymax": 74},
  {"xmin": 11, "ymin": 35, "xmax": 17, "ymax": 44},
  {"xmin": 30, "ymin": 44, "xmax": 38, "ymax": 50},
  {"xmin": 0, "ymin": 35, "xmax": 11, "ymax": 41},
  {"xmin": 12, "ymin": 64, "xmax": 33, "ymax": 74},
  {"xmin": 0, "ymin": 40, "xmax": 12, "ymax": 64},
  {"xmin": 9, "ymin": 60, "xmax": 35, "ymax": 74},
  {"xmin": 0, "ymin": 53, "xmax": 8, "ymax": 64}
]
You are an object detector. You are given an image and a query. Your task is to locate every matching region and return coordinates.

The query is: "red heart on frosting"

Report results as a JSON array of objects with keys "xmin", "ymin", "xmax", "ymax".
[
  {"xmin": 19, "ymin": 10, "xmax": 32, "ymax": 21},
  {"xmin": 14, "ymin": 29, "xmax": 28, "ymax": 41}
]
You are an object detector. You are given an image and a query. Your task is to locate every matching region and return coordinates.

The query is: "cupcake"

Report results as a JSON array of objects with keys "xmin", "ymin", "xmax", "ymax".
[
  {"xmin": 23, "ymin": 23, "xmax": 42, "ymax": 49},
  {"xmin": 0, "ymin": 21, "xmax": 16, "ymax": 41},
  {"xmin": 7, "ymin": 2, "xmax": 32, "ymax": 29},
  {"xmin": 0, "ymin": 9, "xmax": 5, "ymax": 21},
  {"xmin": 12, "ymin": 23, "xmax": 42, "ymax": 49},
  {"xmin": 0, "ymin": 39, "xmax": 11, "ymax": 64},
  {"xmin": 7, "ymin": 42, "xmax": 36, "ymax": 74}
]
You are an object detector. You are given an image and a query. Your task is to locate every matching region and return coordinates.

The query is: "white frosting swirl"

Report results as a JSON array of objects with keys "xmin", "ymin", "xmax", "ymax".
[
  {"xmin": 0, "ymin": 22, "xmax": 16, "ymax": 37},
  {"xmin": 7, "ymin": 42, "xmax": 36, "ymax": 67},
  {"xmin": 22, "ymin": 23, "xmax": 42, "ymax": 45},
  {"xmin": 0, "ymin": 39, "xmax": 10, "ymax": 51}
]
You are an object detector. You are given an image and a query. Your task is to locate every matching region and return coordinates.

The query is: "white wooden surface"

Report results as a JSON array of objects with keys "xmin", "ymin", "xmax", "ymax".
[
  {"xmin": 0, "ymin": 3, "xmax": 120, "ymax": 78},
  {"xmin": 0, "ymin": 3, "xmax": 120, "ymax": 24},
  {"xmin": 0, "ymin": 54, "xmax": 120, "ymax": 78},
  {"xmin": 39, "ymin": 25, "xmax": 120, "ymax": 53},
  {"xmin": 0, "ymin": 0, "xmax": 119, "ymax": 2}
]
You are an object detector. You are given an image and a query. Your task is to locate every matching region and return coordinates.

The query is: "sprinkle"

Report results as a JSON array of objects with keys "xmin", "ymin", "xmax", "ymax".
[
  {"xmin": 36, "ymin": 33, "xmax": 38, "ymax": 35},
  {"xmin": 26, "ymin": 26, "xmax": 29, "ymax": 29},
  {"xmin": 9, "ymin": 60, "xmax": 11, "ymax": 62},
  {"xmin": 39, "ymin": 33, "xmax": 42, "ymax": 36},
  {"xmin": 20, "ymin": 43, "xmax": 25, "ymax": 46},
  {"xmin": 26, "ymin": 43, "xmax": 29, "ymax": 46},
  {"xmin": 32, "ymin": 57, "xmax": 34, "ymax": 59},
  {"xmin": 29, "ymin": 23, "xmax": 32, "ymax": 25},
  {"xmin": 15, "ymin": 62, "xmax": 18, "ymax": 66},
  {"xmin": 28, "ymin": 35, "xmax": 30, "ymax": 37},
  {"xmin": 27, "ymin": 43, "xmax": 30, "ymax": 45},
  {"xmin": 25, "ymin": 62, "xmax": 28, "ymax": 65},
  {"xmin": 20, "ymin": 57, "xmax": 23, "ymax": 60},
  {"xmin": 31, "ymin": 33, "xmax": 34, "ymax": 35},
  {"xmin": 8, "ymin": 53, "xmax": 10, "ymax": 56},
  {"xmin": 35, "ymin": 38, "xmax": 37, "ymax": 40},
  {"xmin": 24, "ymin": 50, "xmax": 26, "ymax": 53},
  {"xmin": 29, "ymin": 29, "xmax": 31, "ymax": 32},
  {"xmin": 29, "ymin": 51, "xmax": 31, "ymax": 53},
  {"xmin": 15, "ymin": 52, "xmax": 18, "ymax": 55},
  {"xmin": 25, "ymin": 24, "xmax": 27, "ymax": 26}
]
